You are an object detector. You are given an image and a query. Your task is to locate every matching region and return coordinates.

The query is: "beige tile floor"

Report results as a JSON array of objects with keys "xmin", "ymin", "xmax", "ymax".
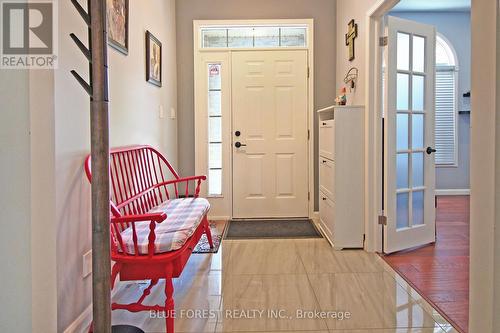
[{"xmin": 112, "ymin": 238, "xmax": 458, "ymax": 333}]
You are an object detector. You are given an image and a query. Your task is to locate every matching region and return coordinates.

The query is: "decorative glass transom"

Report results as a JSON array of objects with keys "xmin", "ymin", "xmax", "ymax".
[{"xmin": 201, "ymin": 26, "xmax": 308, "ymax": 49}]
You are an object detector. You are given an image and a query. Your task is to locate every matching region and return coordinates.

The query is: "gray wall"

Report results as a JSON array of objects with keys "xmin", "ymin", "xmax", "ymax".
[
  {"xmin": 1, "ymin": 52, "xmax": 58, "ymax": 333},
  {"xmin": 176, "ymin": 0, "xmax": 337, "ymax": 210},
  {"xmin": 0, "ymin": 71, "xmax": 32, "ymax": 333},
  {"xmin": 55, "ymin": 0, "xmax": 178, "ymax": 330},
  {"xmin": 391, "ymin": 12, "xmax": 471, "ymax": 190}
]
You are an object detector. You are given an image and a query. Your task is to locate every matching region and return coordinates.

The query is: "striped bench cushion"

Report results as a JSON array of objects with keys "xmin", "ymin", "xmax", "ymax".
[{"xmin": 119, "ymin": 198, "xmax": 210, "ymax": 255}]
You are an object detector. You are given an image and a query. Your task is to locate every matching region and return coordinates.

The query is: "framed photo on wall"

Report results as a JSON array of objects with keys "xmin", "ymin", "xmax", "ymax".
[
  {"xmin": 146, "ymin": 31, "xmax": 162, "ymax": 87},
  {"xmin": 107, "ymin": 0, "xmax": 129, "ymax": 55}
]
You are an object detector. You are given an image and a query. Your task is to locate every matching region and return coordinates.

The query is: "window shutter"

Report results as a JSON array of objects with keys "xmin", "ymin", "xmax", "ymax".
[{"xmin": 435, "ymin": 68, "xmax": 457, "ymax": 165}]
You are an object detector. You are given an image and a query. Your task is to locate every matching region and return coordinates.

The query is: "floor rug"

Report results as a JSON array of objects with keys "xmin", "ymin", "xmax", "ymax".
[
  {"xmin": 225, "ymin": 219, "xmax": 322, "ymax": 239},
  {"xmin": 192, "ymin": 220, "xmax": 227, "ymax": 254}
]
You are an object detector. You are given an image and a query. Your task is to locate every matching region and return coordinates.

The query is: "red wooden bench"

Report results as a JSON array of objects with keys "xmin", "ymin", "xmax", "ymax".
[{"xmin": 84, "ymin": 145, "xmax": 213, "ymax": 333}]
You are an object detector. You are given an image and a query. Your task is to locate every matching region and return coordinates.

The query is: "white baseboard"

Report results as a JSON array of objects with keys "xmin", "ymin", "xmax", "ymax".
[
  {"xmin": 63, "ymin": 304, "xmax": 92, "ymax": 333},
  {"xmin": 63, "ymin": 277, "xmax": 124, "ymax": 333},
  {"xmin": 435, "ymin": 189, "xmax": 471, "ymax": 196},
  {"xmin": 312, "ymin": 219, "xmax": 334, "ymax": 247}
]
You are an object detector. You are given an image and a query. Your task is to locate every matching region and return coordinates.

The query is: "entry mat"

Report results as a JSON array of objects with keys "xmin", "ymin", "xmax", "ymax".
[{"xmin": 225, "ymin": 219, "xmax": 322, "ymax": 239}]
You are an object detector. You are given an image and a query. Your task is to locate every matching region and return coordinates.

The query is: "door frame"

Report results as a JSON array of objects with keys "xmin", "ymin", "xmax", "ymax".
[
  {"xmin": 365, "ymin": 0, "xmax": 402, "ymax": 253},
  {"xmin": 193, "ymin": 19, "xmax": 315, "ymax": 220},
  {"xmin": 365, "ymin": 1, "xmax": 499, "ymax": 332}
]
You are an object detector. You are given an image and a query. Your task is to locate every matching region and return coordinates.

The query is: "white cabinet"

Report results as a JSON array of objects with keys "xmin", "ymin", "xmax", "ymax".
[
  {"xmin": 319, "ymin": 120, "xmax": 335, "ymax": 160},
  {"xmin": 319, "ymin": 157, "xmax": 335, "ymax": 199},
  {"xmin": 319, "ymin": 193, "xmax": 335, "ymax": 239},
  {"xmin": 317, "ymin": 105, "xmax": 365, "ymax": 249}
]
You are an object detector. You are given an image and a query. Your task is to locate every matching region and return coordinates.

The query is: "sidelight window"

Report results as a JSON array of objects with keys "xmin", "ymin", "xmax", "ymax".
[{"xmin": 207, "ymin": 63, "xmax": 223, "ymax": 196}]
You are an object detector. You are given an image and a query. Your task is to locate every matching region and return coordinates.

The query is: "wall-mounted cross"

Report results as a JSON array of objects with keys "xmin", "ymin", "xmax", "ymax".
[{"xmin": 345, "ymin": 19, "xmax": 358, "ymax": 61}]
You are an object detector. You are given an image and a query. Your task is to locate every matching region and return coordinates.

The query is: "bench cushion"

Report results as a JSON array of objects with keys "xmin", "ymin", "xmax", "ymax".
[{"xmin": 119, "ymin": 198, "xmax": 210, "ymax": 255}]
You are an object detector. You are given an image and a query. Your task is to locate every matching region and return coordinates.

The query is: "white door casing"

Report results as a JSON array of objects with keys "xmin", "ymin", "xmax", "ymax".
[
  {"xmin": 193, "ymin": 20, "xmax": 314, "ymax": 220},
  {"xmin": 384, "ymin": 16, "xmax": 436, "ymax": 253},
  {"xmin": 232, "ymin": 50, "xmax": 309, "ymax": 218}
]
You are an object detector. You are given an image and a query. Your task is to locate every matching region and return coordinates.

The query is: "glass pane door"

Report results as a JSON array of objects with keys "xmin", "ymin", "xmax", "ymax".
[
  {"xmin": 384, "ymin": 16, "xmax": 436, "ymax": 254},
  {"xmin": 395, "ymin": 32, "xmax": 427, "ymax": 231}
]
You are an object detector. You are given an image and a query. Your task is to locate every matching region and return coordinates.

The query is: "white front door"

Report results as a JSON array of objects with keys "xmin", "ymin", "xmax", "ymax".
[
  {"xmin": 232, "ymin": 50, "xmax": 309, "ymax": 218},
  {"xmin": 384, "ymin": 16, "xmax": 436, "ymax": 253}
]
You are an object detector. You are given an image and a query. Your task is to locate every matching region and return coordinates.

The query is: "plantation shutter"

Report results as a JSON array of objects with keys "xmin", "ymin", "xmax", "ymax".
[{"xmin": 435, "ymin": 68, "xmax": 457, "ymax": 165}]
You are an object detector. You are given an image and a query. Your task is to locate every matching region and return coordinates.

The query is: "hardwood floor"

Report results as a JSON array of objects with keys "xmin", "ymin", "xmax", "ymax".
[{"xmin": 382, "ymin": 195, "xmax": 469, "ymax": 333}]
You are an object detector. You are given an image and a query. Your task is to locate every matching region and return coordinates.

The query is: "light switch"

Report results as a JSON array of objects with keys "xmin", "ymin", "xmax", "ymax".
[
  {"xmin": 159, "ymin": 105, "xmax": 165, "ymax": 119},
  {"xmin": 170, "ymin": 107, "xmax": 176, "ymax": 119}
]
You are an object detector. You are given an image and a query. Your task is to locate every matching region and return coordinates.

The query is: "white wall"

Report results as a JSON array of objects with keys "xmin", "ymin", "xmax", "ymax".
[
  {"xmin": 336, "ymin": 0, "xmax": 500, "ymax": 331},
  {"xmin": 336, "ymin": 0, "xmax": 374, "ymax": 106},
  {"xmin": 30, "ymin": 69, "xmax": 58, "ymax": 333},
  {"xmin": 337, "ymin": 6, "xmax": 472, "ymax": 192},
  {"xmin": 469, "ymin": 0, "xmax": 499, "ymax": 331},
  {"xmin": 55, "ymin": 0, "xmax": 177, "ymax": 330},
  {"xmin": 1, "ymin": 1, "xmax": 181, "ymax": 331},
  {"xmin": 0, "ymin": 71, "xmax": 33, "ymax": 333},
  {"xmin": 0, "ymin": 64, "xmax": 58, "ymax": 333},
  {"xmin": 496, "ymin": 13, "xmax": 500, "ymax": 327}
]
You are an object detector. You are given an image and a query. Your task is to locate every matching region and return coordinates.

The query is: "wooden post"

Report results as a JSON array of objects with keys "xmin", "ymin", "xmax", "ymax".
[{"xmin": 89, "ymin": 0, "xmax": 111, "ymax": 332}]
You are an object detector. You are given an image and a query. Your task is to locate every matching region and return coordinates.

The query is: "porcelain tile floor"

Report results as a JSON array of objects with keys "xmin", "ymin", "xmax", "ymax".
[{"xmin": 112, "ymin": 238, "xmax": 457, "ymax": 333}]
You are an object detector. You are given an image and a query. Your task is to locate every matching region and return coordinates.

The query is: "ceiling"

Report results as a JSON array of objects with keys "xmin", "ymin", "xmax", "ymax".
[{"xmin": 392, "ymin": 0, "xmax": 471, "ymax": 12}]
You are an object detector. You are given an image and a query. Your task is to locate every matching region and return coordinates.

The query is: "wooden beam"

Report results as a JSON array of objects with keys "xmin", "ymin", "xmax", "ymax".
[{"xmin": 89, "ymin": 0, "xmax": 111, "ymax": 332}]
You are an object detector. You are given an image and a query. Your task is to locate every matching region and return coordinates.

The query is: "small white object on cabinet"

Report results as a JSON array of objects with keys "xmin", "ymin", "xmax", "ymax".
[{"xmin": 317, "ymin": 105, "xmax": 365, "ymax": 249}]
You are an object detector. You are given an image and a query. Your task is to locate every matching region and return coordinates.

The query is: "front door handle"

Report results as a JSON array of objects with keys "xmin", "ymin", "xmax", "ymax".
[
  {"xmin": 235, "ymin": 142, "xmax": 247, "ymax": 148},
  {"xmin": 426, "ymin": 147, "xmax": 437, "ymax": 155}
]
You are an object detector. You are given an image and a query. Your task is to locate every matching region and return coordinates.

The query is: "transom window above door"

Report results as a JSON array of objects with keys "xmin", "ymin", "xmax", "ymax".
[{"xmin": 200, "ymin": 25, "xmax": 308, "ymax": 48}]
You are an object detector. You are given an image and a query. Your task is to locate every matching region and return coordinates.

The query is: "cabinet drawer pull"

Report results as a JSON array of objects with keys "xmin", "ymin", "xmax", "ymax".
[
  {"xmin": 322, "ymin": 197, "xmax": 327, "ymax": 201},
  {"xmin": 322, "ymin": 160, "xmax": 327, "ymax": 164}
]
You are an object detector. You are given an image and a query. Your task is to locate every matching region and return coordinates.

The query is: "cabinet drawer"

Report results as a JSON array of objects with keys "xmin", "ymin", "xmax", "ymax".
[
  {"xmin": 319, "ymin": 158, "xmax": 335, "ymax": 199},
  {"xmin": 319, "ymin": 119, "xmax": 335, "ymax": 160},
  {"xmin": 319, "ymin": 191, "xmax": 335, "ymax": 237}
]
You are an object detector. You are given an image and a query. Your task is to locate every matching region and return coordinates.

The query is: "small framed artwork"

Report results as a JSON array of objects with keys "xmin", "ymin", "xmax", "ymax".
[
  {"xmin": 107, "ymin": 0, "xmax": 129, "ymax": 54},
  {"xmin": 146, "ymin": 31, "xmax": 162, "ymax": 87}
]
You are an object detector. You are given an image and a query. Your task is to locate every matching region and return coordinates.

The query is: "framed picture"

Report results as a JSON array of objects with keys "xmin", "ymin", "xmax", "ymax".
[
  {"xmin": 107, "ymin": 0, "xmax": 129, "ymax": 55},
  {"xmin": 146, "ymin": 31, "xmax": 162, "ymax": 87}
]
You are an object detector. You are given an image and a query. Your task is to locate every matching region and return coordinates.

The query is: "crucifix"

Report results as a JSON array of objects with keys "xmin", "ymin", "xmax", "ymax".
[{"xmin": 345, "ymin": 19, "xmax": 358, "ymax": 61}]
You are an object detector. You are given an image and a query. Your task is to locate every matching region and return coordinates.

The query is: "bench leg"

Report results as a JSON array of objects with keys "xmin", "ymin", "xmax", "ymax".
[
  {"xmin": 204, "ymin": 217, "xmax": 214, "ymax": 248},
  {"xmin": 165, "ymin": 278, "xmax": 174, "ymax": 333}
]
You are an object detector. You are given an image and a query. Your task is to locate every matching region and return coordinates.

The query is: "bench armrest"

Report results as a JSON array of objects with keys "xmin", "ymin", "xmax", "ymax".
[
  {"xmin": 111, "ymin": 212, "xmax": 167, "ymax": 224},
  {"xmin": 155, "ymin": 175, "xmax": 207, "ymax": 187},
  {"xmin": 111, "ymin": 212, "xmax": 167, "ymax": 257},
  {"xmin": 155, "ymin": 175, "xmax": 207, "ymax": 198}
]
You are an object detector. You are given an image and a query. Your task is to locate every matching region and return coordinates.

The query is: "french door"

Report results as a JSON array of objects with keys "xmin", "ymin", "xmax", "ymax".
[
  {"xmin": 232, "ymin": 50, "xmax": 309, "ymax": 218},
  {"xmin": 384, "ymin": 16, "xmax": 436, "ymax": 253}
]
